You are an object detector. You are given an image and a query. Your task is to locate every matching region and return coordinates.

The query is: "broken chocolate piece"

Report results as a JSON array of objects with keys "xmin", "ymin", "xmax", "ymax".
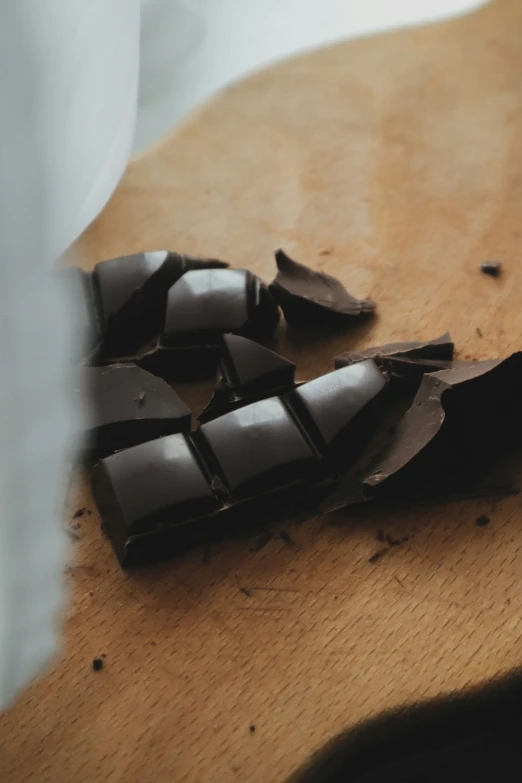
[
  {"xmin": 93, "ymin": 251, "xmax": 229, "ymax": 357},
  {"xmin": 80, "ymin": 364, "xmax": 191, "ymax": 455},
  {"xmin": 335, "ymin": 333, "xmax": 454, "ymax": 386},
  {"xmin": 285, "ymin": 360, "xmax": 388, "ymax": 468},
  {"xmin": 93, "ymin": 361, "xmax": 387, "ymax": 566},
  {"xmin": 480, "ymin": 261, "xmax": 502, "ymax": 277},
  {"xmin": 164, "ymin": 268, "xmax": 279, "ymax": 344},
  {"xmin": 220, "ymin": 334, "xmax": 295, "ymax": 392},
  {"xmin": 268, "ymin": 249, "xmax": 375, "ymax": 327},
  {"xmin": 132, "ymin": 269, "xmax": 280, "ymax": 381},
  {"xmin": 363, "ymin": 353, "xmax": 522, "ymax": 499},
  {"xmin": 199, "ymin": 335, "xmax": 297, "ymax": 422}
]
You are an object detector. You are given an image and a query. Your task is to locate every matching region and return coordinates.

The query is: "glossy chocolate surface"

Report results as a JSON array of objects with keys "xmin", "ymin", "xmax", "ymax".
[
  {"xmin": 81, "ymin": 364, "xmax": 191, "ymax": 455},
  {"xmin": 92, "ymin": 433, "xmax": 220, "ymax": 540},
  {"xmin": 199, "ymin": 397, "xmax": 318, "ymax": 499},
  {"xmin": 163, "ymin": 268, "xmax": 279, "ymax": 345},
  {"xmin": 93, "ymin": 360, "xmax": 388, "ymax": 566},
  {"xmin": 221, "ymin": 334, "xmax": 296, "ymax": 392},
  {"xmin": 286, "ymin": 361, "xmax": 387, "ymax": 457},
  {"xmin": 198, "ymin": 336, "xmax": 297, "ymax": 422},
  {"xmin": 94, "ymin": 251, "xmax": 228, "ymax": 356}
]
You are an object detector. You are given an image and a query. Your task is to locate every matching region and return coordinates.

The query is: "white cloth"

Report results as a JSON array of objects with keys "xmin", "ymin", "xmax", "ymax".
[{"xmin": 0, "ymin": 0, "xmax": 486, "ymax": 708}]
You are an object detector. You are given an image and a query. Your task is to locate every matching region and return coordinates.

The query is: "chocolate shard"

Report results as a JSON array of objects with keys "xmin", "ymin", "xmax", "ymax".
[
  {"xmin": 480, "ymin": 261, "xmax": 502, "ymax": 277},
  {"xmin": 60, "ymin": 267, "xmax": 101, "ymax": 361},
  {"xmin": 284, "ymin": 360, "xmax": 388, "ymax": 468},
  {"xmin": 80, "ymin": 364, "xmax": 191, "ymax": 456},
  {"xmin": 133, "ymin": 269, "xmax": 280, "ymax": 382},
  {"xmin": 92, "ymin": 433, "xmax": 222, "ymax": 564},
  {"xmin": 199, "ymin": 335, "xmax": 297, "ymax": 423},
  {"xmin": 362, "ymin": 353, "xmax": 522, "ymax": 499},
  {"xmin": 268, "ymin": 249, "xmax": 375, "ymax": 327},
  {"xmin": 335, "ymin": 333, "xmax": 454, "ymax": 387},
  {"xmin": 93, "ymin": 251, "xmax": 229, "ymax": 357},
  {"xmin": 93, "ymin": 361, "xmax": 387, "ymax": 566},
  {"xmin": 335, "ymin": 333, "xmax": 453, "ymax": 369},
  {"xmin": 221, "ymin": 334, "xmax": 295, "ymax": 392}
]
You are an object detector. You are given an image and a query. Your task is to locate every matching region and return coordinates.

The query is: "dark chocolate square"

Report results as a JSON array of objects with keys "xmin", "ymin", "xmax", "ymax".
[
  {"xmin": 163, "ymin": 269, "xmax": 250, "ymax": 344},
  {"xmin": 199, "ymin": 397, "xmax": 317, "ymax": 499},
  {"xmin": 82, "ymin": 364, "xmax": 191, "ymax": 454},
  {"xmin": 92, "ymin": 433, "xmax": 220, "ymax": 540}
]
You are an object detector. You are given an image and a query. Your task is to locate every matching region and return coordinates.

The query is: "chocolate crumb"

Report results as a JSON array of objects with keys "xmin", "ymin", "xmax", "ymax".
[
  {"xmin": 249, "ymin": 725, "xmax": 256, "ymax": 733},
  {"xmin": 476, "ymin": 514, "xmax": 490, "ymax": 527},
  {"xmin": 368, "ymin": 549, "xmax": 388, "ymax": 564},
  {"xmin": 376, "ymin": 529, "xmax": 386, "ymax": 542},
  {"xmin": 476, "ymin": 327, "xmax": 483, "ymax": 338},
  {"xmin": 279, "ymin": 530, "xmax": 294, "ymax": 545},
  {"xmin": 386, "ymin": 534, "xmax": 409, "ymax": 547},
  {"xmin": 135, "ymin": 390, "xmax": 146, "ymax": 405},
  {"xmin": 480, "ymin": 261, "xmax": 501, "ymax": 277},
  {"xmin": 72, "ymin": 508, "xmax": 85, "ymax": 519},
  {"xmin": 92, "ymin": 658, "xmax": 104, "ymax": 672},
  {"xmin": 250, "ymin": 533, "xmax": 272, "ymax": 552},
  {"xmin": 239, "ymin": 587, "xmax": 252, "ymax": 597}
]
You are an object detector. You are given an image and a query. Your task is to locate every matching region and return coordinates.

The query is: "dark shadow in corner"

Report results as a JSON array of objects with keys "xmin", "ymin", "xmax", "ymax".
[{"xmin": 287, "ymin": 667, "xmax": 522, "ymax": 782}]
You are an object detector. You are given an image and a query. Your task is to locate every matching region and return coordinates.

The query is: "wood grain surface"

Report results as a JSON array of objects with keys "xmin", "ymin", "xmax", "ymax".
[{"xmin": 2, "ymin": 1, "xmax": 522, "ymax": 781}]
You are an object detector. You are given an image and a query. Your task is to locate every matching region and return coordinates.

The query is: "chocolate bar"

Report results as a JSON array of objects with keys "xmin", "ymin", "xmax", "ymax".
[
  {"xmin": 80, "ymin": 364, "xmax": 191, "ymax": 456},
  {"xmin": 136, "ymin": 268, "xmax": 280, "ymax": 381},
  {"xmin": 199, "ymin": 334, "xmax": 297, "ymax": 422},
  {"xmin": 334, "ymin": 333, "xmax": 454, "ymax": 385},
  {"xmin": 93, "ymin": 251, "xmax": 229, "ymax": 357},
  {"xmin": 268, "ymin": 249, "xmax": 375, "ymax": 327},
  {"xmin": 92, "ymin": 360, "xmax": 387, "ymax": 566}
]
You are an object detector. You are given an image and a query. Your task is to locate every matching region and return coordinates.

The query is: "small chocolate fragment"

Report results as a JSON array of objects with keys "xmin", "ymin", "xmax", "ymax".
[
  {"xmin": 268, "ymin": 249, "xmax": 375, "ymax": 327},
  {"xmin": 93, "ymin": 251, "xmax": 229, "ymax": 357},
  {"xmin": 363, "ymin": 353, "xmax": 522, "ymax": 499},
  {"xmin": 92, "ymin": 658, "xmax": 104, "ymax": 672},
  {"xmin": 476, "ymin": 515, "xmax": 490, "ymax": 527},
  {"xmin": 81, "ymin": 364, "xmax": 191, "ymax": 455},
  {"xmin": 368, "ymin": 549, "xmax": 387, "ymax": 564},
  {"xmin": 60, "ymin": 267, "xmax": 101, "ymax": 361},
  {"xmin": 220, "ymin": 334, "xmax": 295, "ymax": 392},
  {"xmin": 334, "ymin": 333, "xmax": 454, "ymax": 386},
  {"xmin": 199, "ymin": 335, "xmax": 297, "ymax": 422},
  {"xmin": 480, "ymin": 261, "xmax": 501, "ymax": 277}
]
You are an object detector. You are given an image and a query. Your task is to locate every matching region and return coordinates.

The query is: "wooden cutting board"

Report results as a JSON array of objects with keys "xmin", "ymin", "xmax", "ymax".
[{"xmin": 2, "ymin": 1, "xmax": 522, "ymax": 781}]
